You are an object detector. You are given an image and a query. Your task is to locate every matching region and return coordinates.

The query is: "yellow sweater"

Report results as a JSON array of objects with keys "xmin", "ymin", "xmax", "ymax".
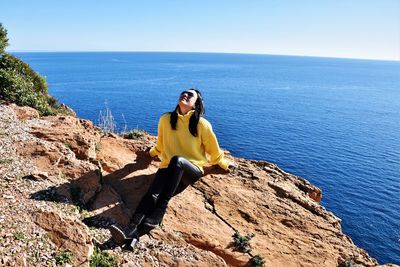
[{"xmin": 149, "ymin": 110, "xmax": 229, "ymax": 172}]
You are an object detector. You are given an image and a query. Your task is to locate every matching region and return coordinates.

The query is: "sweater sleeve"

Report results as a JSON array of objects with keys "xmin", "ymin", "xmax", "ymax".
[
  {"xmin": 201, "ymin": 119, "xmax": 230, "ymax": 170},
  {"xmin": 149, "ymin": 115, "xmax": 164, "ymax": 157}
]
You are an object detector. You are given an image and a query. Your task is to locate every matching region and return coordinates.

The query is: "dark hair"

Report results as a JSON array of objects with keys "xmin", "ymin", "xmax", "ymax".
[{"xmin": 170, "ymin": 89, "xmax": 205, "ymax": 137}]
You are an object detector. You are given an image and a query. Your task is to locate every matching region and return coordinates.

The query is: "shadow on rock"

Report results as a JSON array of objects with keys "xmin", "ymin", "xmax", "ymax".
[
  {"xmin": 30, "ymin": 148, "xmax": 229, "ymax": 232},
  {"xmin": 30, "ymin": 150, "xmax": 156, "ymax": 229}
]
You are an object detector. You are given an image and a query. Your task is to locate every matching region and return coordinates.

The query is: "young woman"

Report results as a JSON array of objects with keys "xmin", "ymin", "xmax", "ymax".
[{"xmin": 110, "ymin": 88, "xmax": 234, "ymax": 246}]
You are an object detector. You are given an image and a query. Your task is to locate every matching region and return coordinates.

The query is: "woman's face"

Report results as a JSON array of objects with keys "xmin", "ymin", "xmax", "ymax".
[{"xmin": 178, "ymin": 89, "xmax": 198, "ymax": 111}]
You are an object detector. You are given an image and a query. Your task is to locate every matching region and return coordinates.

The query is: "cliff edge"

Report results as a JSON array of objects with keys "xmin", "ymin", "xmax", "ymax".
[{"xmin": 0, "ymin": 104, "xmax": 396, "ymax": 267}]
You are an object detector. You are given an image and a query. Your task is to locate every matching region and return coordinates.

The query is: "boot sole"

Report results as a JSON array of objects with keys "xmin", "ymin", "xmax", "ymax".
[
  {"xmin": 143, "ymin": 221, "xmax": 158, "ymax": 229},
  {"xmin": 109, "ymin": 225, "xmax": 127, "ymax": 246},
  {"xmin": 122, "ymin": 237, "xmax": 139, "ymax": 251}
]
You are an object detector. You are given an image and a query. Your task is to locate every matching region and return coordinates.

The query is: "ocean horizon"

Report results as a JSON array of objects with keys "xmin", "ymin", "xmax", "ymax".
[
  {"xmin": 10, "ymin": 50, "xmax": 399, "ymax": 63},
  {"xmin": 14, "ymin": 51, "xmax": 400, "ymax": 264}
]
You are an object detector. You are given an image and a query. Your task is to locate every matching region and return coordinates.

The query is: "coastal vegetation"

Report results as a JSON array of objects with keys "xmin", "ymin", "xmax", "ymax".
[
  {"xmin": 90, "ymin": 247, "xmax": 118, "ymax": 267},
  {"xmin": 98, "ymin": 100, "xmax": 148, "ymax": 138},
  {"xmin": 250, "ymin": 255, "xmax": 266, "ymax": 267},
  {"xmin": 232, "ymin": 231, "xmax": 255, "ymax": 253},
  {"xmin": 0, "ymin": 23, "xmax": 71, "ymax": 116},
  {"xmin": 54, "ymin": 250, "xmax": 73, "ymax": 265},
  {"xmin": 0, "ymin": 23, "xmax": 8, "ymax": 53},
  {"xmin": 97, "ymin": 101, "xmax": 116, "ymax": 134}
]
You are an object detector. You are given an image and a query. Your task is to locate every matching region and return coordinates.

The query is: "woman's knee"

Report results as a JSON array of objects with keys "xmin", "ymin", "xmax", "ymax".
[
  {"xmin": 169, "ymin": 156, "xmax": 202, "ymax": 178},
  {"xmin": 169, "ymin": 155, "xmax": 184, "ymax": 168}
]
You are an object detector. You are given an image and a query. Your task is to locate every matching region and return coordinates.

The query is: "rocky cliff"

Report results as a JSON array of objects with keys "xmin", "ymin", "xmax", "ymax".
[{"xmin": 0, "ymin": 104, "xmax": 396, "ymax": 267}]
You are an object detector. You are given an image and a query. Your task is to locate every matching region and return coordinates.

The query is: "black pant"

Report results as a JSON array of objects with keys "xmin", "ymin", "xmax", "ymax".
[{"xmin": 133, "ymin": 156, "xmax": 203, "ymax": 218}]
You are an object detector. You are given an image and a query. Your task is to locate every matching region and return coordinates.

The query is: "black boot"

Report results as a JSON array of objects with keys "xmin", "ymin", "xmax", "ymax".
[
  {"xmin": 143, "ymin": 206, "xmax": 167, "ymax": 228},
  {"xmin": 122, "ymin": 236, "xmax": 139, "ymax": 251},
  {"xmin": 109, "ymin": 213, "xmax": 145, "ymax": 246}
]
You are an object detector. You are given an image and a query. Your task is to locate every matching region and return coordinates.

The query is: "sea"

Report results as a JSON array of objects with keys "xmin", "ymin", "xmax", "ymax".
[{"xmin": 13, "ymin": 52, "xmax": 400, "ymax": 264}]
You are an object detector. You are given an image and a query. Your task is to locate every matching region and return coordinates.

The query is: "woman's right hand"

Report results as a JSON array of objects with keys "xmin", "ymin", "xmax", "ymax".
[{"xmin": 145, "ymin": 145, "xmax": 161, "ymax": 161}]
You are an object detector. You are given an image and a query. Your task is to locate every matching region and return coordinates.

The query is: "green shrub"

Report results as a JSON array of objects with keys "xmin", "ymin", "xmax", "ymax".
[
  {"xmin": 0, "ymin": 23, "xmax": 8, "ymax": 54},
  {"xmin": 0, "ymin": 53, "xmax": 61, "ymax": 115},
  {"xmin": 90, "ymin": 247, "xmax": 118, "ymax": 267},
  {"xmin": 250, "ymin": 255, "xmax": 265, "ymax": 267},
  {"xmin": 232, "ymin": 231, "xmax": 255, "ymax": 253},
  {"xmin": 54, "ymin": 250, "xmax": 73, "ymax": 265},
  {"xmin": 0, "ymin": 53, "xmax": 48, "ymax": 93},
  {"xmin": 0, "ymin": 23, "xmax": 72, "ymax": 116},
  {"xmin": 0, "ymin": 158, "xmax": 12, "ymax": 164},
  {"xmin": 122, "ymin": 129, "xmax": 146, "ymax": 139},
  {"xmin": 13, "ymin": 231, "xmax": 25, "ymax": 240}
]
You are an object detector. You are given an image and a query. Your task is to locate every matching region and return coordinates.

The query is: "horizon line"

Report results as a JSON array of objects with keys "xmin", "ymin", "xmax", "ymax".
[{"xmin": 7, "ymin": 50, "xmax": 400, "ymax": 62}]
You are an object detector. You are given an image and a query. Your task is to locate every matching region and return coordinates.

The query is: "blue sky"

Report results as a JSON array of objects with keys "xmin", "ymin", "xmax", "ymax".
[{"xmin": 1, "ymin": 0, "xmax": 399, "ymax": 60}]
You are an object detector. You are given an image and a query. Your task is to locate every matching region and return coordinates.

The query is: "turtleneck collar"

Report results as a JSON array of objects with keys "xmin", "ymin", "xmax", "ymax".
[{"xmin": 177, "ymin": 109, "xmax": 195, "ymax": 121}]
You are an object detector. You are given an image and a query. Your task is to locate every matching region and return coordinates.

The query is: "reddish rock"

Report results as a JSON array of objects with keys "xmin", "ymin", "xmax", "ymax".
[
  {"xmin": 10, "ymin": 104, "xmax": 39, "ymax": 120},
  {"xmin": 34, "ymin": 210, "xmax": 93, "ymax": 266},
  {"xmin": 90, "ymin": 184, "xmax": 131, "ymax": 225},
  {"xmin": 96, "ymin": 136, "xmax": 145, "ymax": 173},
  {"xmin": 7, "ymin": 104, "xmax": 394, "ymax": 267},
  {"xmin": 29, "ymin": 115, "xmax": 101, "ymax": 161},
  {"xmin": 72, "ymin": 169, "xmax": 102, "ymax": 205},
  {"xmin": 59, "ymin": 103, "xmax": 77, "ymax": 117}
]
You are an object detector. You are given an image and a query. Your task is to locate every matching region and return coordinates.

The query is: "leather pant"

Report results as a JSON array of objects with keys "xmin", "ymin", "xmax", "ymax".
[{"xmin": 133, "ymin": 156, "xmax": 203, "ymax": 217}]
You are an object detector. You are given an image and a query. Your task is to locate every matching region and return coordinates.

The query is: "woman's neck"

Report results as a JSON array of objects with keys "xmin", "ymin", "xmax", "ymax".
[{"xmin": 178, "ymin": 106, "xmax": 192, "ymax": 115}]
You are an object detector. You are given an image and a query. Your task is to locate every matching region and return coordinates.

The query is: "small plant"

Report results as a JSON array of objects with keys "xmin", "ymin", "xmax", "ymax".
[
  {"xmin": 79, "ymin": 207, "xmax": 91, "ymax": 219},
  {"xmin": 232, "ymin": 231, "xmax": 255, "ymax": 253},
  {"xmin": 59, "ymin": 171, "xmax": 66, "ymax": 180},
  {"xmin": 95, "ymin": 142, "xmax": 102, "ymax": 152},
  {"xmin": 13, "ymin": 231, "xmax": 25, "ymax": 240},
  {"xmin": 98, "ymin": 101, "xmax": 116, "ymax": 134},
  {"xmin": 122, "ymin": 129, "xmax": 146, "ymax": 140},
  {"xmin": 90, "ymin": 247, "xmax": 118, "ymax": 267},
  {"xmin": 33, "ymin": 249, "xmax": 40, "ymax": 261},
  {"xmin": 54, "ymin": 250, "xmax": 73, "ymax": 265},
  {"xmin": 65, "ymin": 143, "xmax": 72, "ymax": 150},
  {"xmin": 339, "ymin": 257, "xmax": 357, "ymax": 267},
  {"xmin": 250, "ymin": 255, "xmax": 265, "ymax": 267},
  {"xmin": 40, "ymin": 233, "xmax": 49, "ymax": 243},
  {"xmin": 0, "ymin": 158, "xmax": 12, "ymax": 164},
  {"xmin": 121, "ymin": 113, "xmax": 128, "ymax": 133}
]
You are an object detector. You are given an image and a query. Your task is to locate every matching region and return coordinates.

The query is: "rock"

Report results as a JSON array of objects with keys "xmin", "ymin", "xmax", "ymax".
[
  {"xmin": 28, "ymin": 115, "xmax": 101, "ymax": 161},
  {"xmin": 10, "ymin": 104, "xmax": 39, "ymax": 120},
  {"xmin": 33, "ymin": 210, "xmax": 93, "ymax": 266},
  {"xmin": 13, "ymin": 255, "xmax": 27, "ymax": 267},
  {"xmin": 59, "ymin": 103, "xmax": 77, "ymax": 117},
  {"xmin": 90, "ymin": 184, "xmax": 131, "ymax": 225},
  {"xmin": 1, "ymin": 256, "xmax": 11, "ymax": 265},
  {"xmin": 3, "ymin": 103, "xmax": 396, "ymax": 267},
  {"xmin": 96, "ymin": 136, "xmax": 142, "ymax": 172},
  {"xmin": 72, "ymin": 169, "xmax": 102, "ymax": 205}
]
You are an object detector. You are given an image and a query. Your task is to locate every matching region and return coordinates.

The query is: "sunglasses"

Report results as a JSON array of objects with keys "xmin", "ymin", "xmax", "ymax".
[{"xmin": 180, "ymin": 91, "xmax": 195, "ymax": 98}]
